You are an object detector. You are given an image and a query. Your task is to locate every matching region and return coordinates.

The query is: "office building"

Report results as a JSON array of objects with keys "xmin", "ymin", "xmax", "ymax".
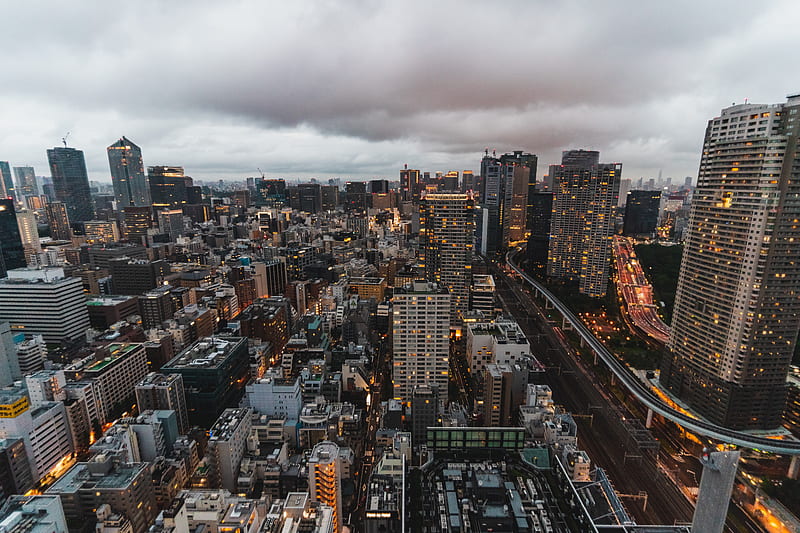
[
  {"xmin": 86, "ymin": 295, "xmax": 140, "ymax": 329},
  {"xmin": 483, "ymin": 363, "xmax": 528, "ymax": 427},
  {"xmin": 477, "ymin": 152, "xmax": 513, "ymax": 254},
  {"xmin": 0, "ymin": 495, "xmax": 68, "ymax": 533},
  {"xmin": 109, "ymin": 258, "xmax": 170, "ymax": 295},
  {"xmin": 0, "ymin": 322, "xmax": 20, "ymax": 387},
  {"xmin": 0, "ymin": 199, "xmax": 27, "ymax": 277},
  {"xmin": 122, "ymin": 206, "xmax": 152, "ymax": 245},
  {"xmin": 47, "ymin": 146, "xmax": 95, "ymax": 223},
  {"xmin": 391, "ymin": 281, "xmax": 450, "ymax": 402},
  {"xmin": 14, "ymin": 334, "xmax": 47, "ymax": 375},
  {"xmin": 0, "ymin": 387, "xmax": 73, "ymax": 482},
  {"xmin": 206, "ymin": 408, "xmax": 252, "ymax": 492},
  {"xmin": 548, "ymin": 150, "xmax": 621, "ymax": 297},
  {"xmin": 466, "ymin": 318, "xmax": 530, "ymax": 376},
  {"xmin": 246, "ymin": 375, "xmax": 302, "ymax": 420},
  {"xmin": 45, "ymin": 202, "xmax": 72, "ymax": 241},
  {"xmin": 400, "ymin": 166, "xmax": 421, "ymax": 202},
  {"xmin": 84, "ymin": 220, "xmax": 120, "ymax": 244},
  {"xmin": 622, "ymin": 190, "xmax": 661, "ymax": 237},
  {"xmin": 107, "ymin": 137, "xmax": 151, "ymax": 208},
  {"xmin": 691, "ymin": 451, "xmax": 740, "ymax": 533},
  {"xmin": 308, "ymin": 441, "xmax": 343, "ymax": 533},
  {"xmin": 13, "ymin": 166, "xmax": 38, "ymax": 199},
  {"xmin": 470, "ymin": 274, "xmax": 495, "ymax": 317},
  {"xmin": 135, "ymin": 373, "xmax": 189, "ymax": 435},
  {"xmin": 410, "ymin": 384, "xmax": 439, "ymax": 447},
  {"xmin": 0, "ymin": 162, "xmax": 14, "ymax": 203},
  {"xmin": 161, "ymin": 336, "xmax": 250, "ymax": 427},
  {"xmin": 525, "ymin": 192, "xmax": 554, "ymax": 276},
  {"xmin": 149, "ymin": 166, "xmax": 190, "ymax": 207},
  {"xmin": 662, "ymin": 96, "xmax": 800, "ymax": 429},
  {"xmin": 0, "ymin": 267, "xmax": 89, "ymax": 344},
  {"xmin": 419, "ymin": 193, "xmax": 474, "ymax": 325},
  {"xmin": 157, "ymin": 209, "xmax": 184, "ymax": 240},
  {"xmin": 46, "ymin": 455, "xmax": 157, "ymax": 533},
  {"xmin": 16, "ymin": 208, "xmax": 41, "ymax": 259},
  {"xmin": 69, "ymin": 343, "xmax": 149, "ymax": 423}
]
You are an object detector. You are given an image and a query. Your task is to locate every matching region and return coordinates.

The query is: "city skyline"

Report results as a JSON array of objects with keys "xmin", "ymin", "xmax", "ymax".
[{"xmin": 1, "ymin": 2, "xmax": 799, "ymax": 183}]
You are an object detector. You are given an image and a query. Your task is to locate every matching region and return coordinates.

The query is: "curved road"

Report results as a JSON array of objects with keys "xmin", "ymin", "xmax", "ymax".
[{"xmin": 506, "ymin": 249, "xmax": 800, "ymax": 456}]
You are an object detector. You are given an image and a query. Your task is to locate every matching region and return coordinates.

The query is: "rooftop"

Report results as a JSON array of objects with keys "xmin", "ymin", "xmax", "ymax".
[
  {"xmin": 47, "ymin": 459, "xmax": 147, "ymax": 494},
  {"xmin": 163, "ymin": 336, "xmax": 245, "ymax": 370},
  {"xmin": 209, "ymin": 408, "xmax": 251, "ymax": 441}
]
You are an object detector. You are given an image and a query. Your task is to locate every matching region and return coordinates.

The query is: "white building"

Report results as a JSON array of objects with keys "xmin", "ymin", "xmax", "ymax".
[
  {"xmin": 245, "ymin": 374, "xmax": 302, "ymax": 420},
  {"xmin": 466, "ymin": 318, "xmax": 530, "ymax": 376},
  {"xmin": 15, "ymin": 334, "xmax": 47, "ymax": 375},
  {"xmin": 0, "ymin": 268, "xmax": 89, "ymax": 344},
  {"xmin": 0, "ymin": 388, "xmax": 73, "ymax": 482},
  {"xmin": 207, "ymin": 408, "xmax": 252, "ymax": 492},
  {"xmin": 391, "ymin": 281, "xmax": 450, "ymax": 403},
  {"xmin": 0, "ymin": 495, "xmax": 69, "ymax": 533}
]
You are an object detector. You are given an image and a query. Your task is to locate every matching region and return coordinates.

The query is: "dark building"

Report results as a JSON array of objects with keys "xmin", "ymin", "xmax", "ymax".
[
  {"xmin": 345, "ymin": 181, "xmax": 367, "ymax": 211},
  {"xmin": 262, "ymin": 259, "xmax": 288, "ymax": 297},
  {"xmin": 297, "ymin": 183, "xmax": 322, "ymax": 213},
  {"xmin": 123, "ymin": 206, "xmax": 152, "ymax": 245},
  {"xmin": 499, "ymin": 151, "xmax": 538, "ymax": 232},
  {"xmin": 320, "ymin": 185, "xmax": 339, "ymax": 211},
  {"xmin": 239, "ymin": 299, "xmax": 289, "ymax": 356},
  {"xmin": 86, "ymin": 295, "xmax": 140, "ymax": 329},
  {"xmin": 256, "ymin": 179, "xmax": 286, "ymax": 205},
  {"xmin": 88, "ymin": 244, "xmax": 148, "ymax": 270},
  {"xmin": 108, "ymin": 258, "xmax": 170, "ymax": 295},
  {"xmin": 525, "ymin": 192, "xmax": 553, "ymax": 276},
  {"xmin": 0, "ymin": 162, "xmax": 14, "ymax": 203},
  {"xmin": 47, "ymin": 146, "xmax": 95, "ymax": 223},
  {"xmin": 45, "ymin": 201, "xmax": 72, "ymax": 241},
  {"xmin": 368, "ymin": 179, "xmax": 389, "ymax": 194},
  {"xmin": 400, "ymin": 166, "xmax": 421, "ymax": 202},
  {"xmin": 623, "ymin": 190, "xmax": 661, "ymax": 237},
  {"xmin": 0, "ymin": 438, "xmax": 33, "ymax": 499},
  {"xmin": 13, "ymin": 166, "xmax": 38, "ymax": 198},
  {"xmin": 148, "ymin": 166, "xmax": 190, "ymax": 207},
  {"xmin": 161, "ymin": 336, "xmax": 250, "ymax": 427},
  {"xmin": 108, "ymin": 137, "xmax": 151, "ymax": 208},
  {"xmin": 0, "ymin": 199, "xmax": 27, "ymax": 277},
  {"xmin": 411, "ymin": 384, "xmax": 439, "ymax": 447}
]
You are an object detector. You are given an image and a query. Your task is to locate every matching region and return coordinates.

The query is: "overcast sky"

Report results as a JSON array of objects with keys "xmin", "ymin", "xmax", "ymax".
[{"xmin": 2, "ymin": 1, "xmax": 799, "ymax": 184}]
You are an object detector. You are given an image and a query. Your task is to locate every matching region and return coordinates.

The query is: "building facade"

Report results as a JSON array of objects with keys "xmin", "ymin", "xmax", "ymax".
[
  {"xmin": 662, "ymin": 96, "xmax": 800, "ymax": 429},
  {"xmin": 47, "ymin": 146, "xmax": 95, "ymax": 223},
  {"xmin": 107, "ymin": 137, "xmax": 151, "ymax": 208}
]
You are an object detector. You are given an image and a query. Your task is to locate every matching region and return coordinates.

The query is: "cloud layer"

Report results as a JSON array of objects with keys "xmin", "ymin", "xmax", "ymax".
[{"xmin": 1, "ymin": 1, "xmax": 799, "ymax": 183}]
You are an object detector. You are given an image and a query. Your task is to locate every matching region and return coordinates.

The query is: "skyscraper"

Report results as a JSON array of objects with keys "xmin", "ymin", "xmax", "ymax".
[
  {"xmin": 391, "ymin": 281, "xmax": 450, "ymax": 402},
  {"xmin": 419, "ymin": 192, "xmax": 474, "ymax": 325},
  {"xmin": 0, "ymin": 162, "xmax": 14, "ymax": 203},
  {"xmin": 661, "ymin": 96, "xmax": 800, "ymax": 429},
  {"xmin": 15, "ymin": 209, "xmax": 41, "ymax": 258},
  {"xmin": 548, "ymin": 150, "xmax": 621, "ymax": 297},
  {"xmin": 107, "ymin": 137, "xmax": 151, "ymax": 208},
  {"xmin": 44, "ymin": 202, "xmax": 71, "ymax": 241},
  {"xmin": 122, "ymin": 206, "xmax": 152, "ymax": 245},
  {"xmin": 13, "ymin": 167, "xmax": 37, "ymax": 198},
  {"xmin": 47, "ymin": 147, "xmax": 94, "ymax": 223},
  {"xmin": 148, "ymin": 166, "xmax": 189, "ymax": 207},
  {"xmin": 499, "ymin": 151, "xmax": 538, "ymax": 233},
  {"xmin": 0, "ymin": 199, "xmax": 27, "ymax": 278},
  {"xmin": 622, "ymin": 190, "xmax": 661, "ymax": 237}
]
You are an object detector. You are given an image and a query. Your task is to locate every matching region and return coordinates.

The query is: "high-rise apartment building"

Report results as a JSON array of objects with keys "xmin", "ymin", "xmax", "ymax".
[
  {"xmin": 662, "ymin": 96, "xmax": 800, "ymax": 429},
  {"xmin": 206, "ymin": 408, "xmax": 252, "ymax": 492},
  {"xmin": 499, "ymin": 151, "xmax": 538, "ymax": 235},
  {"xmin": 47, "ymin": 146, "xmax": 95, "ymax": 223},
  {"xmin": 13, "ymin": 167, "xmax": 37, "ymax": 198},
  {"xmin": 16, "ymin": 208, "xmax": 41, "ymax": 259},
  {"xmin": 391, "ymin": 281, "xmax": 450, "ymax": 402},
  {"xmin": 107, "ymin": 137, "xmax": 151, "ymax": 208},
  {"xmin": 419, "ymin": 193, "xmax": 474, "ymax": 325},
  {"xmin": 0, "ymin": 199, "xmax": 27, "ymax": 277},
  {"xmin": 622, "ymin": 190, "xmax": 662, "ymax": 237},
  {"xmin": 45, "ymin": 202, "xmax": 72, "ymax": 241},
  {"xmin": 0, "ymin": 162, "xmax": 14, "ymax": 203},
  {"xmin": 308, "ymin": 440, "xmax": 343, "ymax": 533},
  {"xmin": 548, "ymin": 150, "xmax": 621, "ymax": 297},
  {"xmin": 0, "ymin": 267, "xmax": 89, "ymax": 344}
]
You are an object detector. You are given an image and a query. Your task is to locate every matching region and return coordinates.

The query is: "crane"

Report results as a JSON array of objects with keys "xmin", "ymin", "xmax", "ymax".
[
  {"xmin": 257, "ymin": 167, "xmax": 265, "ymax": 178},
  {"xmin": 62, "ymin": 132, "xmax": 70, "ymax": 148}
]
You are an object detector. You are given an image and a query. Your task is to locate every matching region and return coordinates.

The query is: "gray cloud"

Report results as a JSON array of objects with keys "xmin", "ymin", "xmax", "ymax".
[{"xmin": 1, "ymin": 0, "xmax": 799, "ymax": 183}]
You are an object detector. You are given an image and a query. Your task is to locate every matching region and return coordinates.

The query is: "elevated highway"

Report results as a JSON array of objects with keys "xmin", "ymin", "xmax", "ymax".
[{"xmin": 506, "ymin": 249, "xmax": 800, "ymax": 456}]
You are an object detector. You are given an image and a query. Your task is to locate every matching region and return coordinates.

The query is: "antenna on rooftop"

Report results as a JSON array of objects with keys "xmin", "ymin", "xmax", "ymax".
[{"xmin": 62, "ymin": 132, "xmax": 70, "ymax": 148}]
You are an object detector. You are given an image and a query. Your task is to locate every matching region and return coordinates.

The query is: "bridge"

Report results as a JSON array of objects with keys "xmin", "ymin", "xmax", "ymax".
[{"xmin": 505, "ymin": 249, "xmax": 800, "ymax": 456}]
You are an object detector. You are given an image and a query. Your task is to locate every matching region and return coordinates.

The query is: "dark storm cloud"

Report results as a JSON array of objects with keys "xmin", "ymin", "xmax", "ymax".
[{"xmin": 1, "ymin": 0, "xmax": 799, "ymax": 181}]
